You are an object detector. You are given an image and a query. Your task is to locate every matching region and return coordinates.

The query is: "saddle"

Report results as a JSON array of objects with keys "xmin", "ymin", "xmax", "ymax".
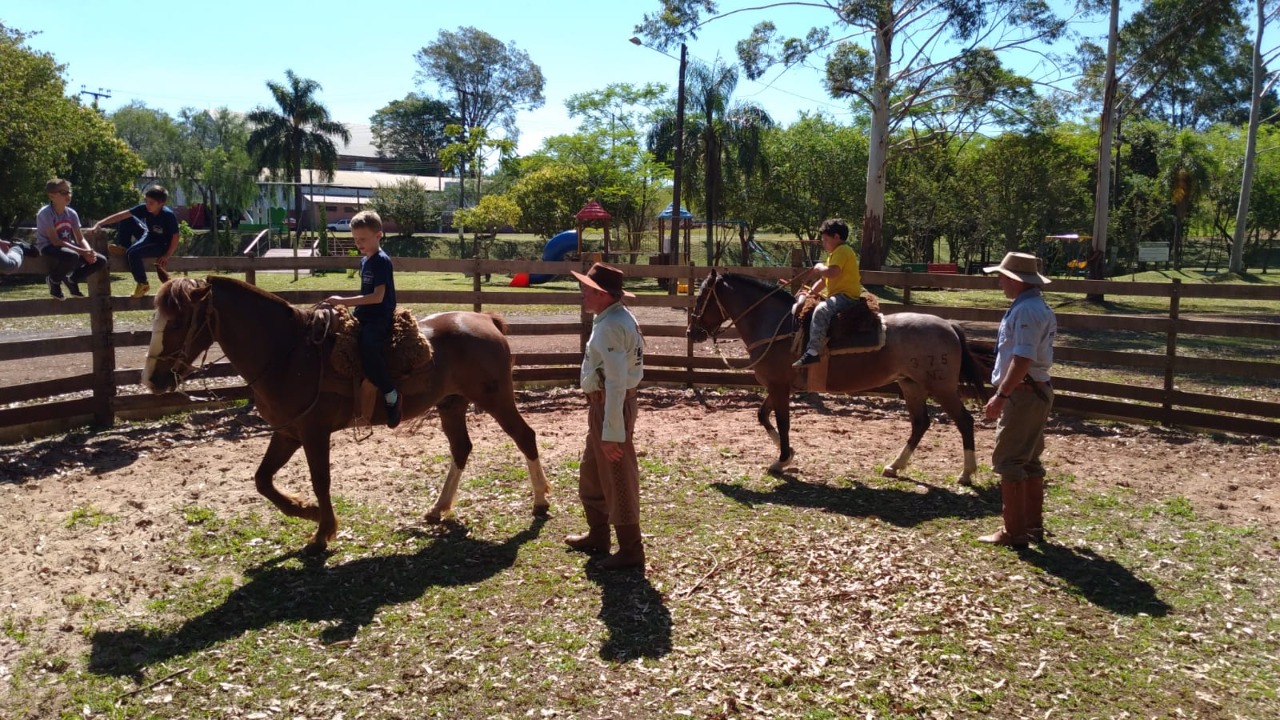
[
  {"xmin": 792, "ymin": 293, "xmax": 886, "ymax": 393},
  {"xmin": 792, "ymin": 292, "xmax": 885, "ymax": 356},
  {"xmin": 314, "ymin": 306, "xmax": 434, "ymax": 427}
]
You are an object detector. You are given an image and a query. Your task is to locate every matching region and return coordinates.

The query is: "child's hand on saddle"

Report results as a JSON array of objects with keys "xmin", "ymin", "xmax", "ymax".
[{"xmin": 318, "ymin": 296, "xmax": 342, "ymax": 308}]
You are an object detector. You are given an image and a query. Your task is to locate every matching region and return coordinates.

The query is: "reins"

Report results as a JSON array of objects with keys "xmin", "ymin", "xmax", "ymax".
[{"xmin": 694, "ymin": 269, "xmax": 812, "ymax": 370}]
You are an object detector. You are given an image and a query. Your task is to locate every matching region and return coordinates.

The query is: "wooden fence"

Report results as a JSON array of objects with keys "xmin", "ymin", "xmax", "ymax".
[{"xmin": 2, "ymin": 253, "xmax": 1278, "ymax": 443}]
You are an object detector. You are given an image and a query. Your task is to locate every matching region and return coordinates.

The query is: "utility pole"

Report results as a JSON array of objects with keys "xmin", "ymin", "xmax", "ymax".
[{"xmin": 79, "ymin": 85, "xmax": 111, "ymax": 109}]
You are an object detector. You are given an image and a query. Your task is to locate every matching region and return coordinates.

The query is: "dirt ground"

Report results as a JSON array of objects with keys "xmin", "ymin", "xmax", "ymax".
[{"xmin": 2, "ymin": 305, "xmax": 1279, "ymax": 684}]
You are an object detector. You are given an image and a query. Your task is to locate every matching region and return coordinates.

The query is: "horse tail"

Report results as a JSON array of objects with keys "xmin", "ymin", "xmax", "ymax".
[
  {"xmin": 952, "ymin": 322, "xmax": 989, "ymax": 403},
  {"xmin": 486, "ymin": 313, "xmax": 509, "ymax": 335}
]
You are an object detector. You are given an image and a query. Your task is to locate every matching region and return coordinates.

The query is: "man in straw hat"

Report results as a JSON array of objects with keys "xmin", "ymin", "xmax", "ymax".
[
  {"xmin": 980, "ymin": 252, "xmax": 1057, "ymax": 548},
  {"xmin": 564, "ymin": 262, "xmax": 647, "ymax": 571}
]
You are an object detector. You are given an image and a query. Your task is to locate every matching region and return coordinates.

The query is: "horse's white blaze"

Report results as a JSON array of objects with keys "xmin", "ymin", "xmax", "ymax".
[
  {"xmin": 142, "ymin": 312, "xmax": 170, "ymax": 393},
  {"xmin": 427, "ymin": 461, "xmax": 465, "ymax": 521}
]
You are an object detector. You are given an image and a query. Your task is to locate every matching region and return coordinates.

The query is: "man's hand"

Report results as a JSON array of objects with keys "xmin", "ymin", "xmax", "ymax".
[{"xmin": 601, "ymin": 440, "xmax": 624, "ymax": 462}]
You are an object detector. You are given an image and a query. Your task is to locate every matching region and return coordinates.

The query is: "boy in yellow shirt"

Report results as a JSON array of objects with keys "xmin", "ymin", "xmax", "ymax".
[{"xmin": 794, "ymin": 218, "xmax": 863, "ymax": 366}]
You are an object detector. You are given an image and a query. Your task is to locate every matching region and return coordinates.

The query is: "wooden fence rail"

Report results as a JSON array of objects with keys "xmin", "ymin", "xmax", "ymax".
[{"xmin": 1, "ymin": 253, "xmax": 1278, "ymax": 442}]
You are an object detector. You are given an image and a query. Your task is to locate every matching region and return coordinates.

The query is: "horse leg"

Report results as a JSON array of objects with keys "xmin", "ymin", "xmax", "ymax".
[
  {"xmin": 884, "ymin": 381, "xmax": 930, "ymax": 479},
  {"xmin": 426, "ymin": 396, "xmax": 472, "ymax": 524},
  {"xmin": 933, "ymin": 389, "xmax": 979, "ymax": 486},
  {"xmin": 484, "ymin": 397, "xmax": 551, "ymax": 517},
  {"xmin": 765, "ymin": 384, "xmax": 796, "ymax": 474},
  {"xmin": 299, "ymin": 433, "xmax": 338, "ymax": 554},
  {"xmin": 253, "ymin": 432, "xmax": 320, "ymax": 522}
]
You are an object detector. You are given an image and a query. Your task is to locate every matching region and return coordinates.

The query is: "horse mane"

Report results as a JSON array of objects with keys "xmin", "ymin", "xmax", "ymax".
[
  {"xmin": 720, "ymin": 272, "xmax": 796, "ymax": 304},
  {"xmin": 155, "ymin": 277, "xmax": 205, "ymax": 320}
]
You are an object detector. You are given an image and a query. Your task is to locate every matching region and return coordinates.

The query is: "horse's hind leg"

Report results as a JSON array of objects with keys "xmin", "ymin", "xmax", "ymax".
[
  {"xmin": 254, "ymin": 432, "xmax": 319, "ymax": 522},
  {"xmin": 426, "ymin": 396, "xmax": 472, "ymax": 524},
  {"xmin": 485, "ymin": 396, "xmax": 551, "ymax": 517},
  {"xmin": 933, "ymin": 389, "xmax": 978, "ymax": 486},
  {"xmin": 764, "ymin": 384, "xmax": 796, "ymax": 474},
  {"xmin": 883, "ymin": 381, "xmax": 930, "ymax": 479}
]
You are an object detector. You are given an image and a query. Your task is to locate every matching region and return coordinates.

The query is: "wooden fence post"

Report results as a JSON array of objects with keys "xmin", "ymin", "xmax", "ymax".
[
  {"xmin": 88, "ymin": 238, "xmax": 116, "ymax": 428},
  {"xmin": 1162, "ymin": 278, "xmax": 1181, "ymax": 425},
  {"xmin": 472, "ymin": 257, "xmax": 482, "ymax": 313}
]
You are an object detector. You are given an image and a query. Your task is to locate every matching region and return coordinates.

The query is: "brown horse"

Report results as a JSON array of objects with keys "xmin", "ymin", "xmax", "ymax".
[
  {"xmin": 687, "ymin": 270, "xmax": 986, "ymax": 483},
  {"xmin": 143, "ymin": 276, "xmax": 550, "ymax": 554}
]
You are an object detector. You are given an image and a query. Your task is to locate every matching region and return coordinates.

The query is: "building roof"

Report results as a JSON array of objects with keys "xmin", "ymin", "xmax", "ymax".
[{"xmin": 261, "ymin": 168, "xmax": 447, "ymax": 192}]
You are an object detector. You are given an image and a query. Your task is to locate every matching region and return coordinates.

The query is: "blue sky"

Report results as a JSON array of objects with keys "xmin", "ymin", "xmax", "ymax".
[{"xmin": 2, "ymin": 1, "xmax": 1196, "ymax": 156}]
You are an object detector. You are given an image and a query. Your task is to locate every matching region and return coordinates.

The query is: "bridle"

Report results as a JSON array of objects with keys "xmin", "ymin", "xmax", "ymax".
[
  {"xmin": 148, "ymin": 299, "xmax": 217, "ymax": 385},
  {"xmin": 690, "ymin": 272, "xmax": 803, "ymax": 369}
]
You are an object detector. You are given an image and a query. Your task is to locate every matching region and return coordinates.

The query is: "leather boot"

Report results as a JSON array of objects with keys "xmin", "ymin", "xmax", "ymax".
[
  {"xmin": 564, "ymin": 507, "xmax": 611, "ymax": 554},
  {"xmin": 597, "ymin": 524, "xmax": 645, "ymax": 571},
  {"xmin": 978, "ymin": 480, "xmax": 1029, "ymax": 549},
  {"xmin": 1025, "ymin": 475, "xmax": 1045, "ymax": 542}
]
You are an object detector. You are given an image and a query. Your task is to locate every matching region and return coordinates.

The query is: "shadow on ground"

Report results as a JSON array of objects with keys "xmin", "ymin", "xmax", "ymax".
[{"xmin": 88, "ymin": 517, "xmax": 545, "ymax": 680}]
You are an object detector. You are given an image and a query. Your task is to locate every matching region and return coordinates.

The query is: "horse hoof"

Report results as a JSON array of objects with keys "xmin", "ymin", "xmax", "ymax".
[
  {"xmin": 533, "ymin": 504, "xmax": 550, "ymax": 518},
  {"xmin": 882, "ymin": 467, "xmax": 899, "ymax": 479},
  {"xmin": 958, "ymin": 475, "xmax": 974, "ymax": 487},
  {"xmin": 425, "ymin": 511, "xmax": 444, "ymax": 525},
  {"xmin": 302, "ymin": 540, "xmax": 328, "ymax": 556}
]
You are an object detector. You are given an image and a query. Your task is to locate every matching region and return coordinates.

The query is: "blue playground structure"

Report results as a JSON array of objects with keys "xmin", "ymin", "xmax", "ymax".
[{"xmin": 528, "ymin": 230, "xmax": 577, "ymax": 284}]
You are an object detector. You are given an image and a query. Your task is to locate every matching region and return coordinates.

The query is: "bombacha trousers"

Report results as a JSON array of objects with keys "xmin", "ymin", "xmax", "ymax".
[{"xmin": 579, "ymin": 389, "xmax": 640, "ymax": 526}]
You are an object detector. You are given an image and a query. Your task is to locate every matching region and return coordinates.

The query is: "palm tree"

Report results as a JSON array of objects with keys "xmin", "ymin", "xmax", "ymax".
[
  {"xmin": 247, "ymin": 70, "xmax": 351, "ymax": 248},
  {"xmin": 649, "ymin": 57, "xmax": 772, "ymax": 264}
]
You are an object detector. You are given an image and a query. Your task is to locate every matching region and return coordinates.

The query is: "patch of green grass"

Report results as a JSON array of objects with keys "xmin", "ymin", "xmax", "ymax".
[{"xmin": 64, "ymin": 504, "xmax": 117, "ymax": 529}]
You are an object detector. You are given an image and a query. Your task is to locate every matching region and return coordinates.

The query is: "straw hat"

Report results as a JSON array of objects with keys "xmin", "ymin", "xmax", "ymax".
[
  {"xmin": 984, "ymin": 252, "xmax": 1051, "ymax": 285},
  {"xmin": 571, "ymin": 262, "xmax": 635, "ymax": 298}
]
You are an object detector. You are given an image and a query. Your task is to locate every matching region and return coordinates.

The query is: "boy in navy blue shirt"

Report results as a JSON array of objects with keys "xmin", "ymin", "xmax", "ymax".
[
  {"xmin": 322, "ymin": 210, "xmax": 402, "ymax": 428},
  {"xmin": 91, "ymin": 185, "xmax": 180, "ymax": 298}
]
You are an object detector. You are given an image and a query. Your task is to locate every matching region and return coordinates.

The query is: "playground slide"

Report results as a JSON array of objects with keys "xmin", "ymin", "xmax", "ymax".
[{"xmin": 512, "ymin": 230, "xmax": 577, "ymax": 286}]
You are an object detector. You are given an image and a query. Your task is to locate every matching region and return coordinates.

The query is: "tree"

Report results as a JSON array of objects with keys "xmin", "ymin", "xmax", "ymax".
[
  {"xmin": 246, "ymin": 70, "xmax": 351, "ymax": 248},
  {"xmin": 179, "ymin": 108, "xmax": 259, "ymax": 248},
  {"xmin": 370, "ymin": 93, "xmax": 458, "ymax": 175},
  {"xmin": 368, "ymin": 179, "xmax": 445, "ymax": 236},
  {"xmin": 1076, "ymin": 0, "xmax": 1244, "ymax": 287},
  {"xmin": 507, "ymin": 164, "xmax": 592, "ymax": 239},
  {"xmin": 414, "ymin": 27, "xmax": 545, "ymax": 208},
  {"xmin": 759, "ymin": 114, "xmax": 868, "ymax": 243},
  {"xmin": 1231, "ymin": 0, "xmax": 1280, "ymax": 273},
  {"xmin": 648, "ymin": 56, "xmax": 773, "ymax": 264},
  {"xmin": 0, "ymin": 23, "xmax": 142, "ymax": 233},
  {"xmin": 454, "ymin": 194, "xmax": 521, "ymax": 236},
  {"xmin": 64, "ymin": 108, "xmax": 147, "ymax": 222},
  {"xmin": 532, "ymin": 83, "xmax": 671, "ymax": 244},
  {"xmin": 637, "ymin": 0, "xmax": 1063, "ymax": 271},
  {"xmin": 110, "ymin": 102, "xmax": 184, "ymax": 188}
]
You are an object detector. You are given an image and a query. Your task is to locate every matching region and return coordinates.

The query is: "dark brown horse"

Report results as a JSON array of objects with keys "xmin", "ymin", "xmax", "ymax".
[
  {"xmin": 687, "ymin": 270, "xmax": 987, "ymax": 483},
  {"xmin": 143, "ymin": 276, "xmax": 549, "ymax": 553}
]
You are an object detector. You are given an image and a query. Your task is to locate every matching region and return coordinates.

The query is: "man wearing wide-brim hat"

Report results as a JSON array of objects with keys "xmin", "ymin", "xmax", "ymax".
[
  {"xmin": 979, "ymin": 252, "xmax": 1057, "ymax": 548},
  {"xmin": 564, "ymin": 262, "xmax": 647, "ymax": 571}
]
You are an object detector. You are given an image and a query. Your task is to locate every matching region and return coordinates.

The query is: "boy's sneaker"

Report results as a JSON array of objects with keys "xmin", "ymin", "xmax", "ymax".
[
  {"xmin": 792, "ymin": 353, "xmax": 819, "ymax": 367},
  {"xmin": 385, "ymin": 393, "xmax": 403, "ymax": 429},
  {"xmin": 108, "ymin": 244, "xmax": 127, "ymax": 256},
  {"xmin": 47, "ymin": 276, "xmax": 65, "ymax": 300},
  {"xmin": 64, "ymin": 279, "xmax": 84, "ymax": 297},
  {"xmin": 130, "ymin": 282, "xmax": 150, "ymax": 299}
]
